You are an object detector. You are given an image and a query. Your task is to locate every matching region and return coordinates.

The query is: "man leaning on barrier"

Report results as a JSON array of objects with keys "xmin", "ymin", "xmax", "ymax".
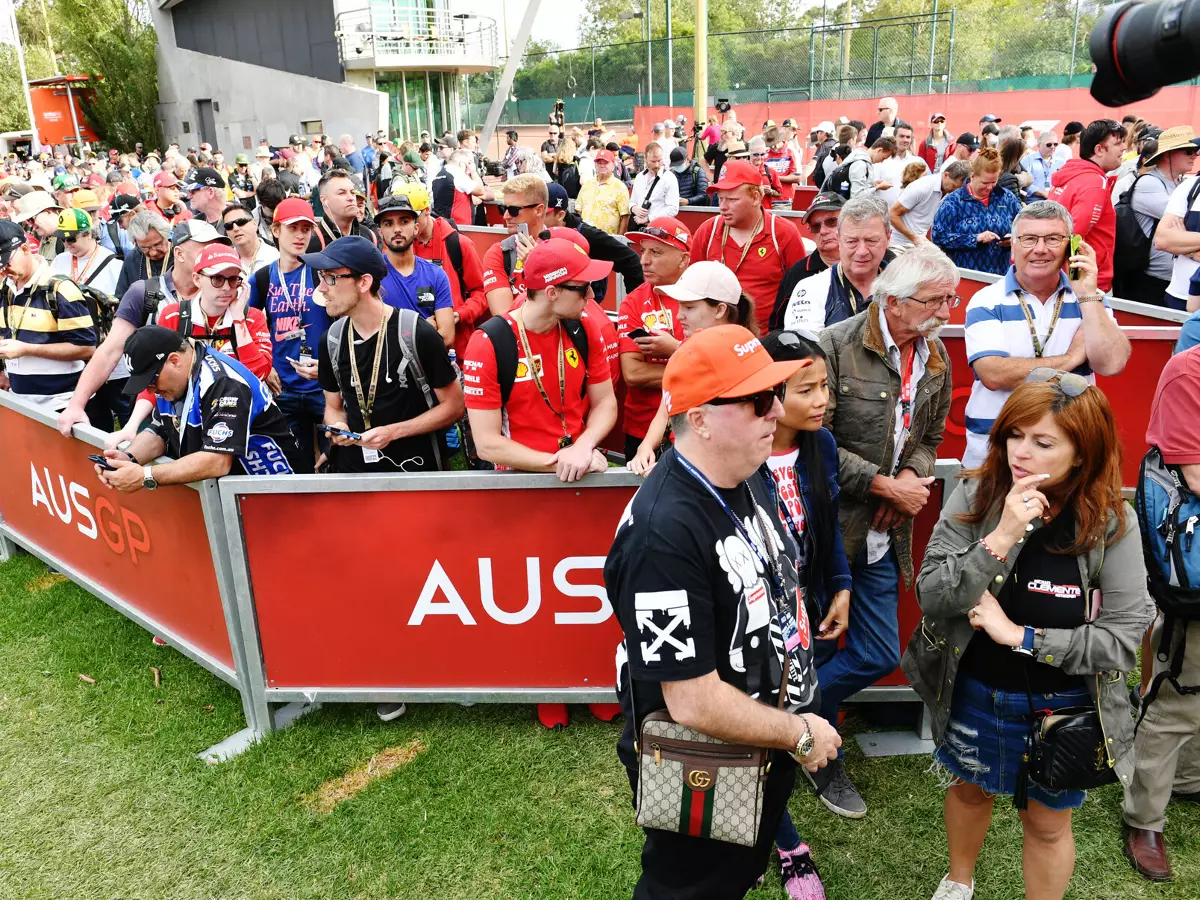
[
  {"xmin": 94, "ymin": 325, "xmax": 305, "ymax": 492},
  {"xmin": 811, "ymin": 242, "xmax": 957, "ymax": 819}
]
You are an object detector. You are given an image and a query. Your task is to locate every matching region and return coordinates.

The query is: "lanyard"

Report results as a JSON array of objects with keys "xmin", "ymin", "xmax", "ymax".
[
  {"xmin": 720, "ymin": 213, "xmax": 765, "ymax": 274},
  {"xmin": 347, "ymin": 305, "xmax": 389, "ymax": 430},
  {"xmin": 899, "ymin": 345, "xmax": 917, "ymax": 431},
  {"xmin": 1018, "ymin": 290, "xmax": 1065, "ymax": 359},
  {"xmin": 272, "ymin": 262, "xmax": 310, "ymax": 348},
  {"xmin": 836, "ymin": 265, "xmax": 863, "ymax": 316},
  {"xmin": 514, "ymin": 310, "xmax": 572, "ymax": 448},
  {"xmin": 70, "ymin": 252, "xmax": 100, "ymax": 284}
]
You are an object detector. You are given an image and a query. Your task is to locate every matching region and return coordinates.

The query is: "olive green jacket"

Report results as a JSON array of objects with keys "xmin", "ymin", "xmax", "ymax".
[
  {"xmin": 901, "ymin": 478, "xmax": 1153, "ymax": 788},
  {"xmin": 818, "ymin": 303, "xmax": 953, "ymax": 587}
]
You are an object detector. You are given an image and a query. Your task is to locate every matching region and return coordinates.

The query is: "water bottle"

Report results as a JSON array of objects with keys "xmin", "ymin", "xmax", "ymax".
[{"xmin": 445, "ymin": 349, "xmax": 461, "ymax": 450}]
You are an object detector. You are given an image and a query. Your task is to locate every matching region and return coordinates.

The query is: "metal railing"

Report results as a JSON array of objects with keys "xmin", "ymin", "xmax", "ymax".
[{"xmin": 335, "ymin": 7, "xmax": 499, "ymax": 69}]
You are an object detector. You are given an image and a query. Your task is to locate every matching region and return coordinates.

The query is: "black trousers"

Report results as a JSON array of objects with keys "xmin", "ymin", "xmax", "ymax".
[
  {"xmin": 84, "ymin": 377, "xmax": 131, "ymax": 432},
  {"xmin": 630, "ymin": 753, "xmax": 797, "ymax": 900}
]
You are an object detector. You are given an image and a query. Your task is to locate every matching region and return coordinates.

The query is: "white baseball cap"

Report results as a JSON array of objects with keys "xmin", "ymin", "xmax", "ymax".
[
  {"xmin": 659, "ymin": 261, "xmax": 742, "ymax": 305},
  {"xmin": 815, "ymin": 121, "xmax": 836, "ymax": 134}
]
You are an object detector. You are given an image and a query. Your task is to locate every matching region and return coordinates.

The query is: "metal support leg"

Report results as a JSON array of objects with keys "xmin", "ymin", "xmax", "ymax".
[{"xmin": 0, "ymin": 529, "xmax": 18, "ymax": 563}]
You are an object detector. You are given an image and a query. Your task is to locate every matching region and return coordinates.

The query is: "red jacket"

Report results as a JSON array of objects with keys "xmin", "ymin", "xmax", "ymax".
[
  {"xmin": 917, "ymin": 133, "xmax": 957, "ymax": 172},
  {"xmin": 414, "ymin": 216, "xmax": 489, "ymax": 360},
  {"xmin": 1049, "ymin": 158, "xmax": 1116, "ymax": 292}
]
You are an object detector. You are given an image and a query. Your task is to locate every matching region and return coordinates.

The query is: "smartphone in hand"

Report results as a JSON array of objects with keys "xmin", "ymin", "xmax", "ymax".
[
  {"xmin": 88, "ymin": 454, "xmax": 117, "ymax": 472},
  {"xmin": 1069, "ymin": 234, "xmax": 1083, "ymax": 280}
]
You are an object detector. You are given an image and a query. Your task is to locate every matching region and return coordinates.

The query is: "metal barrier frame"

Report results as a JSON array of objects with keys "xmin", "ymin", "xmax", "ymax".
[{"xmin": 0, "ymin": 391, "xmax": 262, "ymax": 735}]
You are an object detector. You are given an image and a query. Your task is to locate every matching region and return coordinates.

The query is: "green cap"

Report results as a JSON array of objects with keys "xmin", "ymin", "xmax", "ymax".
[
  {"xmin": 51, "ymin": 173, "xmax": 80, "ymax": 192},
  {"xmin": 55, "ymin": 207, "xmax": 92, "ymax": 235},
  {"xmin": 235, "ymin": 153, "xmax": 250, "ymax": 165},
  {"xmin": 403, "ymin": 150, "xmax": 423, "ymax": 167}
]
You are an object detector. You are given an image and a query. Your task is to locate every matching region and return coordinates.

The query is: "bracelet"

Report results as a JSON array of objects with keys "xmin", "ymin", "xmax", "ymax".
[
  {"xmin": 1076, "ymin": 293, "xmax": 1104, "ymax": 305},
  {"xmin": 980, "ymin": 538, "xmax": 1007, "ymax": 563}
]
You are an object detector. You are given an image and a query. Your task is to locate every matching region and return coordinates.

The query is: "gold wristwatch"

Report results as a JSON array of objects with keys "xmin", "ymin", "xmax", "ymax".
[{"xmin": 794, "ymin": 715, "xmax": 815, "ymax": 759}]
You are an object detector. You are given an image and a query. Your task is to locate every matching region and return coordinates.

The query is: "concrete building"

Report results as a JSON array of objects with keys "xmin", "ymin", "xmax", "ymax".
[{"xmin": 152, "ymin": 0, "xmax": 499, "ymax": 152}]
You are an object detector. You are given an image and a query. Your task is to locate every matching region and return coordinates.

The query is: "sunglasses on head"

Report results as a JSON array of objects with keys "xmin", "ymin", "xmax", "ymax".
[
  {"xmin": 708, "ymin": 383, "xmax": 786, "ymax": 417},
  {"xmin": 502, "ymin": 203, "xmax": 539, "ymax": 217},
  {"xmin": 1027, "ymin": 367, "xmax": 1089, "ymax": 397}
]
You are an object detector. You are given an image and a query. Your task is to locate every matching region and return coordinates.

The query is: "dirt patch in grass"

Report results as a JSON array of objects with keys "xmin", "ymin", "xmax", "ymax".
[
  {"xmin": 303, "ymin": 739, "xmax": 427, "ymax": 814},
  {"xmin": 26, "ymin": 573, "xmax": 68, "ymax": 592}
]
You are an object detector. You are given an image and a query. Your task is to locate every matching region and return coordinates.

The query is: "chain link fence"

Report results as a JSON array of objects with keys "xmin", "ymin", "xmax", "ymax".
[{"xmin": 463, "ymin": 1, "xmax": 1108, "ymax": 129}]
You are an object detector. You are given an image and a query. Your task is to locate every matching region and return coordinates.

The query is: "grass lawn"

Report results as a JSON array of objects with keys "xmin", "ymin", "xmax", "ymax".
[{"xmin": 1, "ymin": 551, "xmax": 1198, "ymax": 900}]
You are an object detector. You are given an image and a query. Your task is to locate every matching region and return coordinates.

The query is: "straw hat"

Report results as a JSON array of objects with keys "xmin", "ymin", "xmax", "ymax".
[{"xmin": 1145, "ymin": 125, "xmax": 1200, "ymax": 163}]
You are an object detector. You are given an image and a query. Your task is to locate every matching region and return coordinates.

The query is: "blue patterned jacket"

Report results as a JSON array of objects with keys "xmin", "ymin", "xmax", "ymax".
[{"xmin": 931, "ymin": 183, "xmax": 1022, "ymax": 275}]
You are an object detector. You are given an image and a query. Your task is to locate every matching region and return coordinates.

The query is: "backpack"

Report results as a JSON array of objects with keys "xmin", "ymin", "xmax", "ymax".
[
  {"xmin": 1134, "ymin": 446, "xmax": 1200, "ymax": 726},
  {"xmin": 41, "ymin": 274, "xmax": 120, "ymax": 344},
  {"xmin": 479, "ymin": 314, "xmax": 589, "ymax": 405},
  {"xmin": 326, "ymin": 307, "xmax": 443, "ymax": 470},
  {"xmin": 557, "ymin": 163, "xmax": 582, "ymax": 200},
  {"xmin": 1113, "ymin": 173, "xmax": 1167, "ymax": 276},
  {"xmin": 433, "ymin": 214, "xmax": 470, "ymax": 301},
  {"xmin": 823, "ymin": 158, "xmax": 866, "ymax": 199}
]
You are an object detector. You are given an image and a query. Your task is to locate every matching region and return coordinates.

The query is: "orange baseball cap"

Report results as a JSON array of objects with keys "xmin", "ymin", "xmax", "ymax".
[{"xmin": 662, "ymin": 325, "xmax": 809, "ymax": 415}]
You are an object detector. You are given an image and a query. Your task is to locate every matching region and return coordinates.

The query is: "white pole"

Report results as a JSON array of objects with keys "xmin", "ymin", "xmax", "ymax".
[
  {"xmin": 7, "ymin": 0, "xmax": 40, "ymax": 153},
  {"xmin": 480, "ymin": 0, "xmax": 543, "ymax": 151}
]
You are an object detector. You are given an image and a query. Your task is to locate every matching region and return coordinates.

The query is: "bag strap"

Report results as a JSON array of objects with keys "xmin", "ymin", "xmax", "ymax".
[
  {"xmin": 480, "ymin": 314, "xmax": 519, "ymax": 404},
  {"xmin": 393, "ymin": 308, "xmax": 443, "ymax": 470},
  {"xmin": 326, "ymin": 316, "xmax": 349, "ymax": 396}
]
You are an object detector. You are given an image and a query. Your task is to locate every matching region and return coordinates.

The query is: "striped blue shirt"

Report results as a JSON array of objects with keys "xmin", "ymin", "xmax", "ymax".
[{"xmin": 962, "ymin": 267, "xmax": 1114, "ymax": 467}]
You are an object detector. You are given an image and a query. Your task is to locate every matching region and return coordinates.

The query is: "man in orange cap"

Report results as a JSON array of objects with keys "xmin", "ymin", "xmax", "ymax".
[
  {"xmin": 689, "ymin": 159, "xmax": 806, "ymax": 334},
  {"xmin": 605, "ymin": 323, "xmax": 841, "ymax": 897},
  {"xmin": 618, "ymin": 216, "xmax": 691, "ymax": 458}
]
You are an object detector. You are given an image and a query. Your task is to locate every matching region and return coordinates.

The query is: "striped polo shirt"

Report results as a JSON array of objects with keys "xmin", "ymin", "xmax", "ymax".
[
  {"xmin": 0, "ymin": 260, "xmax": 96, "ymax": 409},
  {"xmin": 962, "ymin": 266, "xmax": 1113, "ymax": 468}
]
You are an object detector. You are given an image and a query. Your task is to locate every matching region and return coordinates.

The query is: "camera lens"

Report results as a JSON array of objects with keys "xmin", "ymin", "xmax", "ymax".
[{"xmin": 1091, "ymin": 0, "xmax": 1200, "ymax": 106}]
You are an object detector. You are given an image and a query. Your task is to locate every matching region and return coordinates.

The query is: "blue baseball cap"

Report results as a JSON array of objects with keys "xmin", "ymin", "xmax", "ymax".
[
  {"xmin": 546, "ymin": 182, "xmax": 569, "ymax": 212},
  {"xmin": 300, "ymin": 236, "xmax": 388, "ymax": 303}
]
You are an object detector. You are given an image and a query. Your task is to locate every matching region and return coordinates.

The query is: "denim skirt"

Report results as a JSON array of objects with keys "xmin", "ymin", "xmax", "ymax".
[{"xmin": 933, "ymin": 672, "xmax": 1091, "ymax": 811}]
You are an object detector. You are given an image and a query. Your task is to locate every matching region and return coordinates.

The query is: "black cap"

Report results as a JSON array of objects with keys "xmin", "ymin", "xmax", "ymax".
[
  {"xmin": 669, "ymin": 147, "xmax": 686, "ymax": 165},
  {"xmin": 105, "ymin": 170, "xmax": 125, "ymax": 184},
  {"xmin": 122, "ymin": 325, "xmax": 186, "ymax": 396},
  {"xmin": 1063, "ymin": 121, "xmax": 1084, "ymax": 137},
  {"xmin": 979, "ymin": 114, "xmax": 1002, "ymax": 124},
  {"xmin": 299, "ymin": 236, "xmax": 387, "ymax": 290},
  {"xmin": 110, "ymin": 193, "xmax": 141, "ymax": 215},
  {"xmin": 289, "ymin": 134, "xmax": 304, "ymax": 145},
  {"xmin": 0, "ymin": 219, "xmax": 25, "ymax": 265},
  {"xmin": 956, "ymin": 132, "xmax": 981, "ymax": 151},
  {"xmin": 377, "ymin": 193, "xmax": 419, "ymax": 217},
  {"xmin": 801, "ymin": 191, "xmax": 846, "ymax": 222},
  {"xmin": 189, "ymin": 166, "xmax": 226, "ymax": 190}
]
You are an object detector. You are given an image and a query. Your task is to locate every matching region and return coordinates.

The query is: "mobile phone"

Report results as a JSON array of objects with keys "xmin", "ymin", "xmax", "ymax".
[
  {"xmin": 517, "ymin": 223, "xmax": 529, "ymax": 237},
  {"xmin": 1069, "ymin": 233, "xmax": 1083, "ymax": 280},
  {"xmin": 321, "ymin": 425, "xmax": 362, "ymax": 441},
  {"xmin": 88, "ymin": 453, "xmax": 117, "ymax": 472},
  {"xmin": 627, "ymin": 328, "xmax": 652, "ymax": 340}
]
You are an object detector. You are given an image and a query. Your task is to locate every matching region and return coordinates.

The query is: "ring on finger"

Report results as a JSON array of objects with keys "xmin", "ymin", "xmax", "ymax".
[{"xmin": 1021, "ymin": 493, "xmax": 1030, "ymax": 502}]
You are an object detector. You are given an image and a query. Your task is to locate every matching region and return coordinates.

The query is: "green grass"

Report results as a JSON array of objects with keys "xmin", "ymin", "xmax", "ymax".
[{"xmin": 1, "ymin": 551, "xmax": 1199, "ymax": 899}]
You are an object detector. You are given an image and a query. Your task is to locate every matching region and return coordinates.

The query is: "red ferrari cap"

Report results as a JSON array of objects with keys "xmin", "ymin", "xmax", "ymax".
[
  {"xmin": 523, "ymin": 237, "xmax": 612, "ymax": 291},
  {"xmin": 626, "ymin": 216, "xmax": 690, "ymax": 252},
  {"xmin": 547, "ymin": 226, "xmax": 589, "ymax": 253},
  {"xmin": 152, "ymin": 171, "xmax": 179, "ymax": 189},
  {"xmin": 707, "ymin": 159, "xmax": 761, "ymax": 193},
  {"xmin": 194, "ymin": 243, "xmax": 244, "ymax": 276},
  {"xmin": 274, "ymin": 197, "xmax": 317, "ymax": 226}
]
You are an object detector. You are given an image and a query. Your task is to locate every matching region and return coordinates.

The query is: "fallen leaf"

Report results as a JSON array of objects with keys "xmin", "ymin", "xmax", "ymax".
[
  {"xmin": 78, "ymin": 674, "xmax": 96, "ymax": 685},
  {"xmin": 302, "ymin": 739, "xmax": 427, "ymax": 814},
  {"xmin": 202, "ymin": 705, "xmax": 215, "ymax": 712},
  {"xmin": 150, "ymin": 666, "xmax": 161, "ymax": 688}
]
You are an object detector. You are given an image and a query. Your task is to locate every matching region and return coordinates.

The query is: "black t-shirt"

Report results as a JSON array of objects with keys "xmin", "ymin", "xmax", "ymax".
[
  {"xmin": 605, "ymin": 449, "xmax": 820, "ymax": 776},
  {"xmin": 959, "ymin": 512, "xmax": 1088, "ymax": 693},
  {"xmin": 317, "ymin": 310, "xmax": 457, "ymax": 473}
]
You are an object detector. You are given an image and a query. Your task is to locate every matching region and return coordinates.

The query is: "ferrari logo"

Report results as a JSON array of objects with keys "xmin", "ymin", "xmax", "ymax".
[
  {"xmin": 758, "ymin": 247, "xmax": 767, "ymax": 258},
  {"xmin": 565, "ymin": 348, "xmax": 580, "ymax": 368}
]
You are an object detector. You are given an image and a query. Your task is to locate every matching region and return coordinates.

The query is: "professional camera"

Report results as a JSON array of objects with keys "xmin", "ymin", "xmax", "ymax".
[
  {"xmin": 551, "ymin": 99, "xmax": 565, "ymax": 127},
  {"xmin": 1091, "ymin": 0, "xmax": 1200, "ymax": 106},
  {"xmin": 715, "ymin": 98, "xmax": 732, "ymax": 114}
]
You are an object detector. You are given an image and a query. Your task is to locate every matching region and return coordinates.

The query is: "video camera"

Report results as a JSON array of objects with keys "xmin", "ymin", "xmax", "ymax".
[
  {"xmin": 551, "ymin": 100, "xmax": 565, "ymax": 128},
  {"xmin": 1091, "ymin": 0, "xmax": 1200, "ymax": 105}
]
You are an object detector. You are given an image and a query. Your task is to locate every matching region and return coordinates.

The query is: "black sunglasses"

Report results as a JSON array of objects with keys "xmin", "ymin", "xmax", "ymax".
[
  {"xmin": 709, "ymin": 383, "xmax": 786, "ymax": 417},
  {"xmin": 1027, "ymin": 367, "xmax": 1089, "ymax": 397},
  {"xmin": 224, "ymin": 217, "xmax": 253, "ymax": 229},
  {"xmin": 502, "ymin": 203, "xmax": 539, "ymax": 217},
  {"xmin": 556, "ymin": 282, "xmax": 591, "ymax": 293}
]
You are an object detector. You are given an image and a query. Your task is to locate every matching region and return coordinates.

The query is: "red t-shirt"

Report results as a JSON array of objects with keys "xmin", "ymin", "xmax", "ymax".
[
  {"xmin": 617, "ymin": 282, "xmax": 683, "ymax": 438},
  {"xmin": 463, "ymin": 312, "xmax": 610, "ymax": 454},
  {"xmin": 764, "ymin": 150, "xmax": 796, "ymax": 203},
  {"xmin": 452, "ymin": 188, "xmax": 473, "ymax": 226},
  {"xmin": 757, "ymin": 164, "xmax": 783, "ymax": 210},
  {"xmin": 691, "ymin": 212, "xmax": 807, "ymax": 334},
  {"xmin": 581, "ymin": 297, "xmax": 620, "ymax": 383},
  {"xmin": 415, "ymin": 216, "xmax": 489, "ymax": 359}
]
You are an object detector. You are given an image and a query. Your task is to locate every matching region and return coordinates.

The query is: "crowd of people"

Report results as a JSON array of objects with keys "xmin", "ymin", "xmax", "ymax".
[{"xmin": 0, "ymin": 102, "xmax": 1197, "ymax": 900}]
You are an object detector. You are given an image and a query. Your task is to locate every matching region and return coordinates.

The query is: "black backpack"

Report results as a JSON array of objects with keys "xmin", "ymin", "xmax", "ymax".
[
  {"xmin": 480, "ymin": 315, "xmax": 589, "ymax": 405},
  {"xmin": 1113, "ymin": 173, "xmax": 1172, "ymax": 277},
  {"xmin": 105, "ymin": 222, "xmax": 125, "ymax": 261},
  {"xmin": 823, "ymin": 158, "xmax": 868, "ymax": 199}
]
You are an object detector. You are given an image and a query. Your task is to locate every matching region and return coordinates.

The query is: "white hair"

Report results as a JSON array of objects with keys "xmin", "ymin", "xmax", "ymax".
[{"xmin": 871, "ymin": 241, "xmax": 958, "ymax": 305}]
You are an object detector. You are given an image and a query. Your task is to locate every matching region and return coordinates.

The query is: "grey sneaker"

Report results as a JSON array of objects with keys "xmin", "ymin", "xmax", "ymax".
[
  {"xmin": 376, "ymin": 703, "xmax": 407, "ymax": 722},
  {"xmin": 931, "ymin": 875, "xmax": 974, "ymax": 899},
  {"xmin": 804, "ymin": 758, "xmax": 867, "ymax": 819}
]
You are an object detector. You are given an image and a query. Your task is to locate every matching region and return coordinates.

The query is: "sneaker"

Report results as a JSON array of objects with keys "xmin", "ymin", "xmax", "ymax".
[
  {"xmin": 931, "ymin": 875, "xmax": 974, "ymax": 900},
  {"xmin": 537, "ymin": 703, "xmax": 569, "ymax": 729},
  {"xmin": 376, "ymin": 703, "xmax": 407, "ymax": 722},
  {"xmin": 803, "ymin": 758, "xmax": 867, "ymax": 819},
  {"xmin": 780, "ymin": 843, "xmax": 825, "ymax": 899}
]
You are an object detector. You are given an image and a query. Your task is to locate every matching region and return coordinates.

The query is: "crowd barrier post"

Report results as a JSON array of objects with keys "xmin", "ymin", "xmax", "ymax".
[{"xmin": 0, "ymin": 391, "xmax": 263, "ymax": 754}]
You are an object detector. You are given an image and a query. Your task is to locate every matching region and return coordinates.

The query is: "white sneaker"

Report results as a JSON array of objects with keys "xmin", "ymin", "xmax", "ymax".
[{"xmin": 931, "ymin": 875, "xmax": 974, "ymax": 900}]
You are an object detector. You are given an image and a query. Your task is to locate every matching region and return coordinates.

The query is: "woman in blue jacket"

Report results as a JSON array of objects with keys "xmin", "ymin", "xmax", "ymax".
[
  {"xmin": 931, "ymin": 148, "xmax": 1022, "ymax": 275},
  {"xmin": 762, "ymin": 329, "xmax": 854, "ymax": 899}
]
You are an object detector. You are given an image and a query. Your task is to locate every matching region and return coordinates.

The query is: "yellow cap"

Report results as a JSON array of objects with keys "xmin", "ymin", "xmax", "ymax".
[{"xmin": 388, "ymin": 181, "xmax": 431, "ymax": 212}]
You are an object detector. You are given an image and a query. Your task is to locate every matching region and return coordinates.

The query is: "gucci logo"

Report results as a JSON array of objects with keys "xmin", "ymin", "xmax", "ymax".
[{"xmin": 687, "ymin": 769, "xmax": 712, "ymax": 789}]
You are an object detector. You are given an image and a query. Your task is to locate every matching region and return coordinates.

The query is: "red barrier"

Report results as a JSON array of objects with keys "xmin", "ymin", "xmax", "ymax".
[
  {"xmin": 233, "ymin": 479, "xmax": 635, "ymax": 692},
  {"xmin": 0, "ymin": 397, "xmax": 234, "ymax": 672}
]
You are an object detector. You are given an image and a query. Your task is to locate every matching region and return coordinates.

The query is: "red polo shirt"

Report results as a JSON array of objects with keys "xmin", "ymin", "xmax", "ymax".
[
  {"xmin": 691, "ymin": 211, "xmax": 806, "ymax": 334},
  {"xmin": 617, "ymin": 282, "xmax": 683, "ymax": 438}
]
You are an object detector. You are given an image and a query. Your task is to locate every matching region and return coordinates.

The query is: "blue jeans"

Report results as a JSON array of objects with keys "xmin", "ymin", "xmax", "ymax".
[
  {"xmin": 813, "ymin": 545, "xmax": 900, "ymax": 758},
  {"xmin": 274, "ymin": 387, "xmax": 326, "ymax": 474}
]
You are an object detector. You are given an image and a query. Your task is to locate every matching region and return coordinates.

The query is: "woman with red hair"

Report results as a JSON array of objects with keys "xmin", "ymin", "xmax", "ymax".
[{"xmin": 903, "ymin": 370, "xmax": 1151, "ymax": 900}]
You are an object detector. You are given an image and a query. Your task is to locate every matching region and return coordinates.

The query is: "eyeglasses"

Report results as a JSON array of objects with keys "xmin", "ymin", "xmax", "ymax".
[
  {"xmin": 750, "ymin": 152, "xmax": 767, "ymax": 159},
  {"xmin": 807, "ymin": 217, "xmax": 839, "ymax": 232},
  {"xmin": 224, "ymin": 217, "xmax": 252, "ymax": 229},
  {"xmin": 708, "ymin": 383, "xmax": 786, "ymax": 417},
  {"xmin": 205, "ymin": 273, "xmax": 244, "ymax": 289},
  {"xmin": 906, "ymin": 293, "xmax": 962, "ymax": 309},
  {"xmin": 1014, "ymin": 233, "xmax": 1069, "ymax": 250},
  {"xmin": 502, "ymin": 203, "xmax": 539, "ymax": 217},
  {"xmin": 318, "ymin": 272, "xmax": 359, "ymax": 287},
  {"xmin": 1027, "ymin": 367, "xmax": 1089, "ymax": 397}
]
